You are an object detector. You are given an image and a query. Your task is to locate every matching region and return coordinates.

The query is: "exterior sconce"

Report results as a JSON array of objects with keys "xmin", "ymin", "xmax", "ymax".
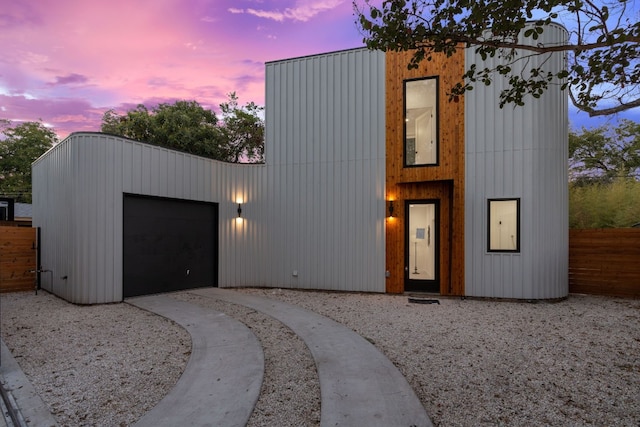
[
  {"xmin": 235, "ymin": 200, "xmax": 244, "ymax": 224},
  {"xmin": 388, "ymin": 200, "xmax": 394, "ymax": 218}
]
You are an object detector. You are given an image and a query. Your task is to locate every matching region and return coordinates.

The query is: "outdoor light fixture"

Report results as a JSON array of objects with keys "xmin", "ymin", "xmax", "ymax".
[
  {"xmin": 237, "ymin": 203, "xmax": 243, "ymax": 218},
  {"xmin": 388, "ymin": 200, "xmax": 395, "ymax": 218}
]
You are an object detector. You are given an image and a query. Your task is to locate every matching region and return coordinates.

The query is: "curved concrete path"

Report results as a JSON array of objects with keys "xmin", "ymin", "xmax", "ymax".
[
  {"xmin": 2, "ymin": 290, "xmax": 431, "ymax": 426},
  {"xmin": 190, "ymin": 288, "xmax": 432, "ymax": 427},
  {"xmin": 127, "ymin": 295, "xmax": 264, "ymax": 427}
]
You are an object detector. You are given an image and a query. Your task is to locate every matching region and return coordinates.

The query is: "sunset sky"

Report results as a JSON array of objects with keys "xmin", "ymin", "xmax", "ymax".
[{"xmin": 1, "ymin": 0, "xmax": 637, "ymax": 139}]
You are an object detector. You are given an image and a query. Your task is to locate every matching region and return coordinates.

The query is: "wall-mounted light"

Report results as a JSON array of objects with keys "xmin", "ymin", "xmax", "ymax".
[
  {"xmin": 388, "ymin": 200, "xmax": 395, "ymax": 218},
  {"xmin": 234, "ymin": 197, "xmax": 244, "ymax": 224}
]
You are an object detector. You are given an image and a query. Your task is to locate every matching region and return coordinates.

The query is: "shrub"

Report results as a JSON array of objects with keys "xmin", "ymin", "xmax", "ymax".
[{"xmin": 569, "ymin": 178, "xmax": 640, "ymax": 228}]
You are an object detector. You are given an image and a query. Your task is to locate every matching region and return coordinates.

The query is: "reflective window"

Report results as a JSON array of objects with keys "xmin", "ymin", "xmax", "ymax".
[{"xmin": 404, "ymin": 77, "xmax": 438, "ymax": 166}]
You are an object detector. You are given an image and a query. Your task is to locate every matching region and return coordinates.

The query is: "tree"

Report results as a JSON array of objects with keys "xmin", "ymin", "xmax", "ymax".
[
  {"xmin": 102, "ymin": 105, "xmax": 153, "ymax": 143},
  {"xmin": 0, "ymin": 120, "xmax": 57, "ymax": 203},
  {"xmin": 101, "ymin": 96, "xmax": 265, "ymax": 163},
  {"xmin": 219, "ymin": 93, "xmax": 265, "ymax": 163},
  {"xmin": 569, "ymin": 119, "xmax": 640, "ymax": 183},
  {"xmin": 354, "ymin": 0, "xmax": 640, "ymax": 116},
  {"xmin": 102, "ymin": 100, "xmax": 226, "ymax": 159}
]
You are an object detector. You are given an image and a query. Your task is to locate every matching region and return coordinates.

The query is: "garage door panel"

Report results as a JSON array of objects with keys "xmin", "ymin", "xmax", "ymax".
[{"xmin": 123, "ymin": 195, "xmax": 218, "ymax": 298}]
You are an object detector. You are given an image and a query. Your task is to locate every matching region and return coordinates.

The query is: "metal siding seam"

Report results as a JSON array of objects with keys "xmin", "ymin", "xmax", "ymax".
[
  {"xmin": 95, "ymin": 138, "xmax": 106, "ymax": 303},
  {"xmin": 113, "ymin": 138, "xmax": 123, "ymax": 301},
  {"xmin": 81, "ymin": 139, "xmax": 91, "ymax": 303}
]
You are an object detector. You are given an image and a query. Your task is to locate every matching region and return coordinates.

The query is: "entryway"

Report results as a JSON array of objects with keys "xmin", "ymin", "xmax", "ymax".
[{"xmin": 405, "ymin": 200, "xmax": 439, "ymax": 292}]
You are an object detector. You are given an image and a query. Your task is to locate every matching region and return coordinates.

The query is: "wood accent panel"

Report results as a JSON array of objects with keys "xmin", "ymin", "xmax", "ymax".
[
  {"xmin": 569, "ymin": 228, "xmax": 640, "ymax": 298},
  {"xmin": 0, "ymin": 221, "xmax": 22, "ymax": 227},
  {"xmin": 0, "ymin": 226, "xmax": 36, "ymax": 293},
  {"xmin": 385, "ymin": 49, "xmax": 465, "ymax": 295},
  {"xmin": 386, "ymin": 181, "xmax": 464, "ymax": 295},
  {"xmin": 385, "ymin": 49, "xmax": 465, "ymax": 184}
]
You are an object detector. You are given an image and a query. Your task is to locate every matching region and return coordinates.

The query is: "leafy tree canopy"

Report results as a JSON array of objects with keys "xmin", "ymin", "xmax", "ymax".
[
  {"xmin": 0, "ymin": 120, "xmax": 57, "ymax": 203},
  {"xmin": 569, "ymin": 119, "xmax": 640, "ymax": 184},
  {"xmin": 219, "ymin": 93, "xmax": 265, "ymax": 163},
  {"xmin": 354, "ymin": 0, "xmax": 640, "ymax": 116},
  {"xmin": 101, "ymin": 95, "xmax": 264, "ymax": 163}
]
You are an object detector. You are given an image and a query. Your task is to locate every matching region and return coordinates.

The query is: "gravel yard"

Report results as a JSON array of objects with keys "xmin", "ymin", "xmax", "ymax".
[{"xmin": 1, "ymin": 289, "xmax": 639, "ymax": 426}]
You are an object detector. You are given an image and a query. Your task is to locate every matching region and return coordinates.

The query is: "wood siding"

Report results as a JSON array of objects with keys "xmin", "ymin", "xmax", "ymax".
[
  {"xmin": 569, "ymin": 229, "xmax": 640, "ymax": 298},
  {"xmin": 0, "ymin": 226, "xmax": 36, "ymax": 293},
  {"xmin": 385, "ymin": 50, "xmax": 466, "ymax": 295}
]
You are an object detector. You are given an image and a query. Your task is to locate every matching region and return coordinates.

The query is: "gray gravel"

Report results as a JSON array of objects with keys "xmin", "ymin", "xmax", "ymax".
[
  {"xmin": 1, "ymin": 289, "xmax": 639, "ymax": 426},
  {"xmin": 0, "ymin": 291, "xmax": 190, "ymax": 426}
]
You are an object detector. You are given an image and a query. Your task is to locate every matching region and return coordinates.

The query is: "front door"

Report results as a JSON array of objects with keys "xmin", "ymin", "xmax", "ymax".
[{"xmin": 405, "ymin": 200, "xmax": 439, "ymax": 292}]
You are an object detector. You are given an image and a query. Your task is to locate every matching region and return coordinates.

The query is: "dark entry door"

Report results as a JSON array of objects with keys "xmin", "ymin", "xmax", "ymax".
[
  {"xmin": 405, "ymin": 200, "xmax": 439, "ymax": 292},
  {"xmin": 123, "ymin": 194, "xmax": 218, "ymax": 298}
]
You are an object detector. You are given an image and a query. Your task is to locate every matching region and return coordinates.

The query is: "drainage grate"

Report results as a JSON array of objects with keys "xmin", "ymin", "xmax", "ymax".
[{"xmin": 408, "ymin": 297, "xmax": 440, "ymax": 304}]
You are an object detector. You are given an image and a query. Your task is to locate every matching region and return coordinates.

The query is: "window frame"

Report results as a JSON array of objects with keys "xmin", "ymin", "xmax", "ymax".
[
  {"xmin": 487, "ymin": 198, "xmax": 521, "ymax": 253},
  {"xmin": 403, "ymin": 76, "xmax": 440, "ymax": 168}
]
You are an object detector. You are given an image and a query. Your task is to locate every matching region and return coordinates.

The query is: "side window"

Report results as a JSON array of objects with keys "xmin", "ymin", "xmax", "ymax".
[
  {"xmin": 404, "ymin": 77, "xmax": 438, "ymax": 167},
  {"xmin": 488, "ymin": 199, "xmax": 520, "ymax": 252}
]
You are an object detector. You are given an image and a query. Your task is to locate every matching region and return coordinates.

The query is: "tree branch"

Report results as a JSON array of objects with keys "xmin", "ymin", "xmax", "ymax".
[
  {"xmin": 569, "ymin": 90, "xmax": 640, "ymax": 116},
  {"xmin": 414, "ymin": 35, "xmax": 640, "ymax": 55}
]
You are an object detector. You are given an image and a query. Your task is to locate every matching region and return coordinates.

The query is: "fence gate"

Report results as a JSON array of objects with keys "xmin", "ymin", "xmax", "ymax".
[{"xmin": 0, "ymin": 226, "xmax": 37, "ymax": 293}]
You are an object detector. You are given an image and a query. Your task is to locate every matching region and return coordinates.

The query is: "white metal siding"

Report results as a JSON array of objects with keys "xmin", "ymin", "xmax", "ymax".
[
  {"xmin": 260, "ymin": 48, "xmax": 387, "ymax": 292},
  {"xmin": 33, "ymin": 134, "xmax": 265, "ymax": 304},
  {"xmin": 32, "ymin": 48, "xmax": 387, "ymax": 303},
  {"xmin": 464, "ymin": 23, "xmax": 569, "ymax": 299}
]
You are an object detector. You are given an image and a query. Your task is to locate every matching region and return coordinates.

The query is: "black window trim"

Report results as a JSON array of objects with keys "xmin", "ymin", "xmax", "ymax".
[
  {"xmin": 403, "ymin": 76, "xmax": 440, "ymax": 168},
  {"xmin": 487, "ymin": 198, "xmax": 521, "ymax": 253}
]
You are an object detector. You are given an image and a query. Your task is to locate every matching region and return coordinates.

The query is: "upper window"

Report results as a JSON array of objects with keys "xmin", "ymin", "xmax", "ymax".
[
  {"xmin": 487, "ymin": 198, "xmax": 520, "ymax": 253},
  {"xmin": 404, "ymin": 77, "xmax": 439, "ymax": 167}
]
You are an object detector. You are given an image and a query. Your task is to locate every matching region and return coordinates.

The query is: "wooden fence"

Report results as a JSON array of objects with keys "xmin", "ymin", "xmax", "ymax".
[
  {"xmin": 1, "ymin": 225, "xmax": 638, "ymax": 297},
  {"xmin": 569, "ymin": 228, "xmax": 640, "ymax": 298},
  {"xmin": 0, "ymin": 226, "xmax": 37, "ymax": 293}
]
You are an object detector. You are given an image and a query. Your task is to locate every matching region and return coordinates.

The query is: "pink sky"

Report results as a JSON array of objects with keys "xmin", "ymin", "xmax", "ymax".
[
  {"xmin": 1, "ymin": 0, "xmax": 637, "ymax": 139},
  {"xmin": 1, "ymin": 0, "xmax": 367, "ymax": 138}
]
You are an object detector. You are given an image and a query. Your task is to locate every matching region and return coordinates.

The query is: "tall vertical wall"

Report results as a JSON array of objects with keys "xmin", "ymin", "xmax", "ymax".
[
  {"xmin": 464, "ymin": 23, "xmax": 569, "ymax": 299},
  {"xmin": 261, "ymin": 48, "xmax": 387, "ymax": 291}
]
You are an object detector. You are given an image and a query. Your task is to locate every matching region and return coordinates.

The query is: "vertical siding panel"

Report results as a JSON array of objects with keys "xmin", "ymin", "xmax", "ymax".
[
  {"xmin": 264, "ymin": 48, "xmax": 386, "ymax": 292},
  {"xmin": 122, "ymin": 142, "xmax": 132, "ymax": 193},
  {"xmin": 95, "ymin": 138, "xmax": 107, "ymax": 303},
  {"xmin": 465, "ymin": 23, "xmax": 568, "ymax": 299},
  {"xmin": 111, "ymin": 138, "xmax": 123, "ymax": 302},
  {"xmin": 83, "ymin": 139, "xmax": 94, "ymax": 303}
]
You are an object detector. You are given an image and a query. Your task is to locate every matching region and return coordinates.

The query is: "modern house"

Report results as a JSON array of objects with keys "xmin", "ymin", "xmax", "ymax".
[{"xmin": 32, "ymin": 24, "xmax": 568, "ymax": 304}]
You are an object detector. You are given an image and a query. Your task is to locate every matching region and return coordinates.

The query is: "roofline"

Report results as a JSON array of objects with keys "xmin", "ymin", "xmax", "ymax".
[{"xmin": 265, "ymin": 45, "xmax": 370, "ymax": 65}]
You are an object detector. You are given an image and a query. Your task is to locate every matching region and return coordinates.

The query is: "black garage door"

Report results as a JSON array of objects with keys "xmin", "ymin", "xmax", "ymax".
[{"xmin": 123, "ymin": 194, "xmax": 218, "ymax": 298}]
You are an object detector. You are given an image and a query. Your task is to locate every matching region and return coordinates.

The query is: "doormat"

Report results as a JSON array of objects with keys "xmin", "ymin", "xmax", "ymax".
[{"xmin": 408, "ymin": 297, "xmax": 440, "ymax": 304}]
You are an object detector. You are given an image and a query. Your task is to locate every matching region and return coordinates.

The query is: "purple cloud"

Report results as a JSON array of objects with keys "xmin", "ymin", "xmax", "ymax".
[
  {"xmin": 1, "ymin": 94, "xmax": 105, "ymax": 138},
  {"xmin": 229, "ymin": 0, "xmax": 346, "ymax": 22},
  {"xmin": 0, "ymin": 2, "xmax": 42, "ymax": 29},
  {"xmin": 51, "ymin": 73, "xmax": 89, "ymax": 86}
]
